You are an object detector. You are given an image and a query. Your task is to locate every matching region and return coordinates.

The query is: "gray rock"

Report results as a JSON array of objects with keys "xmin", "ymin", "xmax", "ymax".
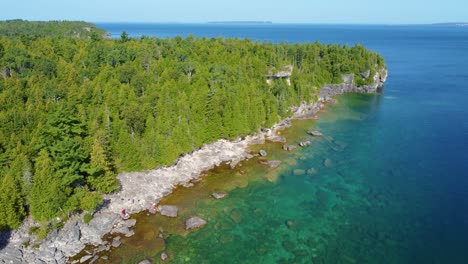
[
  {"xmin": 211, "ymin": 192, "xmax": 228, "ymax": 199},
  {"xmin": 89, "ymin": 255, "xmax": 99, "ymax": 264},
  {"xmin": 158, "ymin": 205, "xmax": 179, "ymax": 217},
  {"xmin": 267, "ymin": 160, "xmax": 281, "ymax": 169},
  {"xmin": 138, "ymin": 259, "xmax": 151, "ymax": 264},
  {"xmin": 124, "ymin": 219, "xmax": 137, "ymax": 228},
  {"xmin": 361, "ymin": 69, "xmax": 371, "ymax": 79},
  {"xmin": 258, "ymin": 149, "xmax": 267, "ymax": 157},
  {"xmin": 266, "ymin": 135, "xmax": 286, "ymax": 143},
  {"xmin": 185, "ymin": 216, "xmax": 207, "ymax": 230},
  {"xmin": 298, "ymin": 140, "xmax": 311, "ymax": 147},
  {"xmin": 0, "ymin": 247, "xmax": 23, "ymax": 263},
  {"xmin": 307, "ymin": 168, "xmax": 317, "ymax": 175},
  {"xmin": 161, "ymin": 251, "xmax": 169, "ymax": 261},
  {"xmin": 53, "ymin": 220, "xmax": 85, "ymax": 257},
  {"xmin": 282, "ymin": 145, "xmax": 297, "ymax": 152},
  {"xmin": 307, "ymin": 130, "xmax": 323, "ymax": 136},
  {"xmin": 79, "ymin": 213, "xmax": 121, "ymax": 245},
  {"xmin": 111, "ymin": 237, "xmax": 121, "ymax": 248},
  {"xmin": 80, "ymin": 255, "xmax": 92, "ymax": 263}
]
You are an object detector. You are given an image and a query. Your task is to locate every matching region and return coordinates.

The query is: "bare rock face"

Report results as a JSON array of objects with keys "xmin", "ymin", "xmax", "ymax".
[
  {"xmin": 158, "ymin": 205, "xmax": 179, "ymax": 217},
  {"xmin": 211, "ymin": 192, "xmax": 228, "ymax": 199},
  {"xmin": 185, "ymin": 217, "xmax": 207, "ymax": 231},
  {"xmin": 307, "ymin": 130, "xmax": 323, "ymax": 136}
]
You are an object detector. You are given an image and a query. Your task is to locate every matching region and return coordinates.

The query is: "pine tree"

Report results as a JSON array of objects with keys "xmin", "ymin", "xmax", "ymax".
[
  {"xmin": 29, "ymin": 149, "xmax": 66, "ymax": 221},
  {"xmin": 0, "ymin": 172, "xmax": 26, "ymax": 230}
]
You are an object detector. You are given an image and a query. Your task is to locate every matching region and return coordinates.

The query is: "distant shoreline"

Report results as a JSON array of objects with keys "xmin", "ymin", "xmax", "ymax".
[{"xmin": 207, "ymin": 21, "xmax": 273, "ymax": 24}]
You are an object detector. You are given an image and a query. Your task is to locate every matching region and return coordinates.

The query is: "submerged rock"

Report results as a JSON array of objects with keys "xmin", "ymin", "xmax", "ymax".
[
  {"xmin": 211, "ymin": 192, "xmax": 228, "ymax": 199},
  {"xmin": 323, "ymin": 158, "xmax": 334, "ymax": 167},
  {"xmin": 259, "ymin": 149, "xmax": 267, "ymax": 157},
  {"xmin": 158, "ymin": 205, "xmax": 179, "ymax": 217},
  {"xmin": 282, "ymin": 145, "xmax": 297, "ymax": 151},
  {"xmin": 266, "ymin": 135, "xmax": 286, "ymax": 143},
  {"xmin": 307, "ymin": 130, "xmax": 323, "ymax": 136},
  {"xmin": 258, "ymin": 159, "xmax": 282, "ymax": 169},
  {"xmin": 185, "ymin": 216, "xmax": 207, "ymax": 230},
  {"xmin": 293, "ymin": 169, "xmax": 305, "ymax": 176},
  {"xmin": 285, "ymin": 220, "xmax": 297, "ymax": 230},
  {"xmin": 299, "ymin": 140, "xmax": 311, "ymax": 147},
  {"xmin": 307, "ymin": 168, "xmax": 317, "ymax": 175}
]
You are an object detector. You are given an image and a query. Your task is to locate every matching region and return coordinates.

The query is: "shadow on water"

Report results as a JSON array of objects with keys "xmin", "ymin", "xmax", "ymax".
[{"xmin": 0, "ymin": 230, "xmax": 12, "ymax": 250}]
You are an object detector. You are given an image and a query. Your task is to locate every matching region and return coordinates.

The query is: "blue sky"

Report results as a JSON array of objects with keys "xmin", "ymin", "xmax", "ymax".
[{"xmin": 1, "ymin": 0, "xmax": 466, "ymax": 24}]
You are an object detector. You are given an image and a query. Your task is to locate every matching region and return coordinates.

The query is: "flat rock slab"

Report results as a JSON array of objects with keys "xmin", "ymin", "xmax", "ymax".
[
  {"xmin": 266, "ymin": 136, "xmax": 286, "ymax": 143},
  {"xmin": 211, "ymin": 192, "xmax": 228, "ymax": 199},
  {"xmin": 158, "ymin": 205, "xmax": 179, "ymax": 217},
  {"xmin": 185, "ymin": 216, "xmax": 207, "ymax": 230},
  {"xmin": 307, "ymin": 130, "xmax": 323, "ymax": 136},
  {"xmin": 80, "ymin": 255, "xmax": 93, "ymax": 263}
]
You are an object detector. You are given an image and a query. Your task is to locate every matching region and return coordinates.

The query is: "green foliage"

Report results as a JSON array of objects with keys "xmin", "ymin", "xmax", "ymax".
[
  {"xmin": 83, "ymin": 213, "xmax": 93, "ymax": 224},
  {"xmin": 0, "ymin": 30, "xmax": 385, "ymax": 228},
  {"xmin": 0, "ymin": 20, "xmax": 107, "ymax": 39},
  {"xmin": 29, "ymin": 149, "xmax": 67, "ymax": 221}
]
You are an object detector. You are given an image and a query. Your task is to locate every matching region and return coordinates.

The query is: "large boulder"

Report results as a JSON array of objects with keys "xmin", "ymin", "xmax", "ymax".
[
  {"xmin": 298, "ymin": 141, "xmax": 311, "ymax": 147},
  {"xmin": 158, "ymin": 205, "xmax": 179, "ymax": 217},
  {"xmin": 185, "ymin": 216, "xmax": 207, "ymax": 230},
  {"xmin": 258, "ymin": 150, "xmax": 267, "ymax": 157},
  {"xmin": 307, "ymin": 130, "xmax": 323, "ymax": 136}
]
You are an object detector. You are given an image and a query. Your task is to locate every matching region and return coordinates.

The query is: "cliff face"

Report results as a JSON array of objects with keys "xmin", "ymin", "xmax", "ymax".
[{"xmin": 292, "ymin": 68, "xmax": 387, "ymax": 119}]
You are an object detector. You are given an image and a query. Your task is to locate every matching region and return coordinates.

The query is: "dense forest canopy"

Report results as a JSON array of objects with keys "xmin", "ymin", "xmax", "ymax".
[
  {"xmin": 0, "ymin": 26, "xmax": 385, "ymax": 231},
  {"xmin": 0, "ymin": 19, "xmax": 107, "ymax": 39}
]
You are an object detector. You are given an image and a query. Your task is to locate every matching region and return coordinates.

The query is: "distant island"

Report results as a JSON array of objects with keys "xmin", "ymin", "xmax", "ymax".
[
  {"xmin": 432, "ymin": 22, "xmax": 468, "ymax": 27},
  {"xmin": 208, "ymin": 21, "xmax": 273, "ymax": 24}
]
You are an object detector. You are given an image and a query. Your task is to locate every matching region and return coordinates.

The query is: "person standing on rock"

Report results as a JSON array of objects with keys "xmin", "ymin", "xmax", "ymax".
[{"xmin": 122, "ymin": 209, "xmax": 128, "ymax": 218}]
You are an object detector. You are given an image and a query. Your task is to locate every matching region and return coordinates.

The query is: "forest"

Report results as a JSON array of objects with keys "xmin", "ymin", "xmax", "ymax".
[
  {"xmin": 0, "ymin": 26, "xmax": 385, "ymax": 232},
  {"xmin": 0, "ymin": 19, "xmax": 107, "ymax": 38}
]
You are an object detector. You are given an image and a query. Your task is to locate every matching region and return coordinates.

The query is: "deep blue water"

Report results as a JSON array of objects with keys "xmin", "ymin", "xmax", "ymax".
[{"xmin": 96, "ymin": 23, "xmax": 468, "ymax": 263}]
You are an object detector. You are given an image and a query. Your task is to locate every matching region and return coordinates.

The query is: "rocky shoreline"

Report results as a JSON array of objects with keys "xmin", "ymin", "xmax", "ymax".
[{"xmin": 0, "ymin": 69, "xmax": 386, "ymax": 264}]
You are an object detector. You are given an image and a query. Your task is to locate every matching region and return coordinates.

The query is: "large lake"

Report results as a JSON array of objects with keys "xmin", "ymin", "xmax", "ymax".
[{"xmin": 96, "ymin": 23, "xmax": 468, "ymax": 263}]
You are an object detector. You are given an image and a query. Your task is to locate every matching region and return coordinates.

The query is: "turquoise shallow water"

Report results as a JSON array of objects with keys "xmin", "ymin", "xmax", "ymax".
[{"xmin": 95, "ymin": 24, "xmax": 468, "ymax": 263}]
